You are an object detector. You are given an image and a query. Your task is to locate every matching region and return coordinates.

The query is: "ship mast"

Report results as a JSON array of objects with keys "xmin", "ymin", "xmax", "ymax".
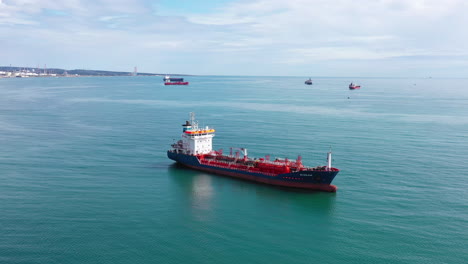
[
  {"xmin": 327, "ymin": 150, "xmax": 332, "ymax": 170},
  {"xmin": 190, "ymin": 112, "xmax": 197, "ymax": 130}
]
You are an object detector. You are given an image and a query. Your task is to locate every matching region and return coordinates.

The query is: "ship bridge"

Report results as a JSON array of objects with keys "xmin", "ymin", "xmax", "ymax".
[{"xmin": 180, "ymin": 113, "xmax": 215, "ymax": 155}]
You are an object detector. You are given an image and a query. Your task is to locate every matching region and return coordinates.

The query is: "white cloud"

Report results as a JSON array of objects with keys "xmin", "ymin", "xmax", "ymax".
[
  {"xmin": 0, "ymin": 0, "xmax": 467, "ymax": 76},
  {"xmin": 98, "ymin": 15, "xmax": 129, "ymax": 22}
]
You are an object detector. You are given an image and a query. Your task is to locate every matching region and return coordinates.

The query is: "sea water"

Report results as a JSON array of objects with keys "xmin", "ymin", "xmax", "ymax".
[{"xmin": 0, "ymin": 76, "xmax": 467, "ymax": 263}]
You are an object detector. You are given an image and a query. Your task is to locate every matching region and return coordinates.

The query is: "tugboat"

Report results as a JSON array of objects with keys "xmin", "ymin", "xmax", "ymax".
[
  {"xmin": 164, "ymin": 75, "xmax": 189, "ymax": 85},
  {"xmin": 349, "ymin": 82, "xmax": 361, "ymax": 89},
  {"xmin": 167, "ymin": 113, "xmax": 340, "ymax": 192},
  {"xmin": 305, "ymin": 78, "xmax": 313, "ymax": 85}
]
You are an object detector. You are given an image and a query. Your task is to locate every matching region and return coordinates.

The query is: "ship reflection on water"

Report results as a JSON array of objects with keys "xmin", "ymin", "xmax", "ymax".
[
  {"xmin": 188, "ymin": 173, "xmax": 214, "ymax": 209},
  {"xmin": 168, "ymin": 164, "xmax": 215, "ymax": 219},
  {"xmin": 167, "ymin": 163, "xmax": 337, "ymax": 219}
]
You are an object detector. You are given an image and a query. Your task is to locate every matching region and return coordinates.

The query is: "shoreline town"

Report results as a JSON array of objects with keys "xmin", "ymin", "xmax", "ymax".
[{"xmin": 0, "ymin": 66, "xmax": 185, "ymax": 78}]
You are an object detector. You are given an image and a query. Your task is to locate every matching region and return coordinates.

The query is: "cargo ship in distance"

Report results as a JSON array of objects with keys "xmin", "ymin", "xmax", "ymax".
[
  {"xmin": 349, "ymin": 82, "xmax": 361, "ymax": 89},
  {"xmin": 167, "ymin": 113, "xmax": 340, "ymax": 192},
  {"xmin": 164, "ymin": 75, "xmax": 189, "ymax": 85}
]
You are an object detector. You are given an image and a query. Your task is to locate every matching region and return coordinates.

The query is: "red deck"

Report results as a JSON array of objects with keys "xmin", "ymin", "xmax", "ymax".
[{"xmin": 198, "ymin": 154, "xmax": 338, "ymax": 176}]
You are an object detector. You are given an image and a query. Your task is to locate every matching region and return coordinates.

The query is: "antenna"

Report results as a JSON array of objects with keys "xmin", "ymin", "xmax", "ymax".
[
  {"xmin": 190, "ymin": 112, "xmax": 195, "ymax": 125},
  {"xmin": 189, "ymin": 112, "xmax": 198, "ymax": 129}
]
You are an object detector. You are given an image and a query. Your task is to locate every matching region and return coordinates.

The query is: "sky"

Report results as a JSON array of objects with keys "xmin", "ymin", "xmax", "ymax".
[{"xmin": 1, "ymin": 0, "xmax": 467, "ymax": 77}]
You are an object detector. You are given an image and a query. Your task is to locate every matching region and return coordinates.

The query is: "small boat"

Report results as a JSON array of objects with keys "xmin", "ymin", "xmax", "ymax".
[
  {"xmin": 349, "ymin": 82, "xmax": 361, "ymax": 90},
  {"xmin": 304, "ymin": 78, "xmax": 313, "ymax": 85},
  {"xmin": 164, "ymin": 75, "xmax": 189, "ymax": 85}
]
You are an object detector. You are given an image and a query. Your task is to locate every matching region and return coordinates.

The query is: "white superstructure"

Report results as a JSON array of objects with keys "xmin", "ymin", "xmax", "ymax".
[{"xmin": 171, "ymin": 113, "xmax": 215, "ymax": 155}]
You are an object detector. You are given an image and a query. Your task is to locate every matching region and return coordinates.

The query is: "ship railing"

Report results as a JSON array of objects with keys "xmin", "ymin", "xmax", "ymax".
[
  {"xmin": 202, "ymin": 159, "xmax": 267, "ymax": 171},
  {"xmin": 298, "ymin": 166, "xmax": 339, "ymax": 171},
  {"xmin": 209, "ymin": 160, "xmax": 286, "ymax": 175}
]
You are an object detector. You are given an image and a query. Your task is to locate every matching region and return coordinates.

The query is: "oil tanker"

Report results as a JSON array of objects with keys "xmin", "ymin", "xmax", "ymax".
[{"xmin": 167, "ymin": 113, "xmax": 340, "ymax": 192}]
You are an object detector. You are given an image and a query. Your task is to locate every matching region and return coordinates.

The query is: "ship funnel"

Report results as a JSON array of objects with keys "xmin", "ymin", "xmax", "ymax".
[{"xmin": 182, "ymin": 120, "xmax": 192, "ymax": 132}]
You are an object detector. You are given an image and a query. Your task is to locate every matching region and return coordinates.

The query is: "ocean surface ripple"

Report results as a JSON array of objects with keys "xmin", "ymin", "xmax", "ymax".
[{"xmin": 0, "ymin": 76, "xmax": 467, "ymax": 264}]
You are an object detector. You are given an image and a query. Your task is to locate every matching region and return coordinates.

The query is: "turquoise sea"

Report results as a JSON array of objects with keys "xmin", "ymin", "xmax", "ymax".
[{"xmin": 0, "ymin": 76, "xmax": 467, "ymax": 263}]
